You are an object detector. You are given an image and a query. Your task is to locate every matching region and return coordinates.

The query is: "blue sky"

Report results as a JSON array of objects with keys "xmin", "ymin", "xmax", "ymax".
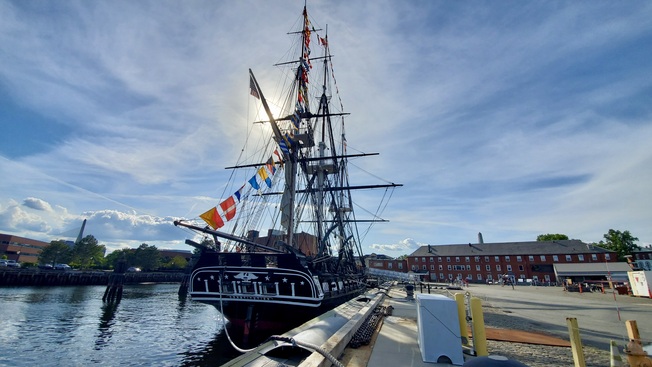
[{"xmin": 1, "ymin": 0, "xmax": 651, "ymax": 255}]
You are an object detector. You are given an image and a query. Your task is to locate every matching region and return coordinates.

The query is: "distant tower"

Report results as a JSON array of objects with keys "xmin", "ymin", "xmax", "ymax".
[
  {"xmin": 478, "ymin": 232, "xmax": 484, "ymax": 244},
  {"xmin": 75, "ymin": 219, "xmax": 87, "ymax": 244}
]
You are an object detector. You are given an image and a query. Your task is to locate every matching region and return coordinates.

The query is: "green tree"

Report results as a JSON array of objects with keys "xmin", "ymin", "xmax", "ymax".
[
  {"xmin": 39, "ymin": 240, "xmax": 72, "ymax": 266},
  {"xmin": 396, "ymin": 254, "xmax": 408, "ymax": 260},
  {"xmin": 133, "ymin": 243, "xmax": 160, "ymax": 271},
  {"xmin": 595, "ymin": 229, "xmax": 640, "ymax": 261},
  {"xmin": 72, "ymin": 235, "xmax": 106, "ymax": 269},
  {"xmin": 163, "ymin": 255, "xmax": 188, "ymax": 270},
  {"xmin": 106, "ymin": 248, "xmax": 131, "ymax": 270},
  {"xmin": 536, "ymin": 234, "xmax": 569, "ymax": 241}
]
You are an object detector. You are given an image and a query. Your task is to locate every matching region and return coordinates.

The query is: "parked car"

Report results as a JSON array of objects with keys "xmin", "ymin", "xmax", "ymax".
[
  {"xmin": 6, "ymin": 260, "xmax": 21, "ymax": 268},
  {"xmin": 126, "ymin": 267, "xmax": 141, "ymax": 272},
  {"xmin": 54, "ymin": 263, "xmax": 71, "ymax": 270},
  {"xmin": 38, "ymin": 264, "xmax": 54, "ymax": 270},
  {"xmin": 0, "ymin": 260, "xmax": 7, "ymax": 267}
]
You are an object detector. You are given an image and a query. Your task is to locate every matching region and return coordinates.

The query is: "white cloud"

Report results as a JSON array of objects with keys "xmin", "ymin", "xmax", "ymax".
[
  {"xmin": 22, "ymin": 197, "xmax": 53, "ymax": 212},
  {"xmin": 369, "ymin": 238, "xmax": 424, "ymax": 254},
  {"xmin": 1, "ymin": 1, "xmax": 651, "ymax": 256}
]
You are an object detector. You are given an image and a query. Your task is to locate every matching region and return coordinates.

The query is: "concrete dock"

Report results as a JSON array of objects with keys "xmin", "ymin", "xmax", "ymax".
[{"xmin": 224, "ymin": 283, "xmax": 652, "ymax": 366}]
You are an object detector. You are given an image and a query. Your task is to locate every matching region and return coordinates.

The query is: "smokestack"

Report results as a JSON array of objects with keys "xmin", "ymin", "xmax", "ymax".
[{"xmin": 478, "ymin": 232, "xmax": 484, "ymax": 244}]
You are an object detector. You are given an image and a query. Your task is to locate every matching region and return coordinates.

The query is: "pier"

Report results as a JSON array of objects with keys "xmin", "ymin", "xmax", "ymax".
[{"xmin": 0, "ymin": 268, "xmax": 185, "ymax": 286}]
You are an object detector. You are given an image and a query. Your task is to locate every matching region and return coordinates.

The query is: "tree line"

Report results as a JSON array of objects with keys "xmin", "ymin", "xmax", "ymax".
[
  {"xmin": 536, "ymin": 229, "xmax": 640, "ymax": 261},
  {"xmin": 38, "ymin": 235, "xmax": 188, "ymax": 271}
]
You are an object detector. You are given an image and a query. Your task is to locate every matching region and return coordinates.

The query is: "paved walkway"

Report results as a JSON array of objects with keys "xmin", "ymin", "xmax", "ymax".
[{"xmin": 341, "ymin": 284, "xmax": 643, "ymax": 367}]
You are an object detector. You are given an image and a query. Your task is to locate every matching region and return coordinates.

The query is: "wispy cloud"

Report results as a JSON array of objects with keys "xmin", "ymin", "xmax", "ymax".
[{"xmin": 1, "ymin": 1, "xmax": 651, "ymax": 255}]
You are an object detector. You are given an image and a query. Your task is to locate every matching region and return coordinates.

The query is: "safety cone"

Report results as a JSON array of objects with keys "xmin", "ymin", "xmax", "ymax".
[{"xmin": 610, "ymin": 340, "xmax": 624, "ymax": 367}]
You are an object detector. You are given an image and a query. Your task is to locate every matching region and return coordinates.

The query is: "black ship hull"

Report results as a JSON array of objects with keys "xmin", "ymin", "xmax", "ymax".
[{"xmin": 189, "ymin": 251, "xmax": 366, "ymax": 343}]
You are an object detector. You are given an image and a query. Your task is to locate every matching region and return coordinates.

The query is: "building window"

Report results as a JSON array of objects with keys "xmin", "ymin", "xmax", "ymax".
[
  {"xmin": 447, "ymin": 257, "xmax": 451, "ymax": 262},
  {"xmin": 578, "ymin": 254, "xmax": 584, "ymax": 261},
  {"xmin": 465, "ymin": 256, "xmax": 470, "ymax": 262},
  {"xmin": 448, "ymin": 274, "xmax": 453, "ymax": 280},
  {"xmin": 476, "ymin": 265, "xmax": 481, "ymax": 271},
  {"xmin": 448, "ymin": 265, "xmax": 452, "ymax": 271},
  {"xmin": 415, "ymin": 257, "xmax": 419, "ymax": 262},
  {"xmin": 506, "ymin": 265, "xmax": 512, "ymax": 271},
  {"xmin": 422, "ymin": 265, "xmax": 426, "ymax": 270},
  {"xmin": 605, "ymin": 254, "xmax": 611, "ymax": 261},
  {"xmin": 528, "ymin": 255, "xmax": 534, "ymax": 261},
  {"xmin": 430, "ymin": 257, "xmax": 434, "ymax": 262},
  {"xmin": 518, "ymin": 265, "xmax": 524, "ymax": 271},
  {"xmin": 485, "ymin": 265, "xmax": 491, "ymax": 271},
  {"xmin": 484, "ymin": 256, "xmax": 490, "ymax": 262},
  {"xmin": 430, "ymin": 265, "xmax": 435, "ymax": 270},
  {"xmin": 540, "ymin": 255, "xmax": 546, "ymax": 261},
  {"xmin": 494, "ymin": 256, "xmax": 500, "ymax": 262},
  {"xmin": 505, "ymin": 256, "xmax": 511, "ymax": 262},
  {"xmin": 496, "ymin": 265, "xmax": 501, "ymax": 271},
  {"xmin": 475, "ymin": 256, "xmax": 480, "ymax": 262},
  {"xmin": 456, "ymin": 257, "xmax": 460, "ymax": 262},
  {"xmin": 516, "ymin": 256, "xmax": 522, "ymax": 262},
  {"xmin": 398, "ymin": 263, "xmax": 403, "ymax": 269},
  {"xmin": 466, "ymin": 265, "xmax": 471, "ymax": 270},
  {"xmin": 439, "ymin": 265, "xmax": 443, "ymax": 270},
  {"xmin": 553, "ymin": 255, "xmax": 559, "ymax": 262},
  {"xmin": 438, "ymin": 257, "xmax": 442, "ymax": 262},
  {"xmin": 388, "ymin": 263, "xmax": 393, "ymax": 269},
  {"xmin": 591, "ymin": 254, "xmax": 597, "ymax": 261},
  {"xmin": 440, "ymin": 273, "xmax": 444, "ymax": 279},
  {"xmin": 477, "ymin": 274, "xmax": 483, "ymax": 280},
  {"xmin": 422, "ymin": 257, "xmax": 426, "ymax": 262},
  {"xmin": 565, "ymin": 255, "xmax": 572, "ymax": 261}
]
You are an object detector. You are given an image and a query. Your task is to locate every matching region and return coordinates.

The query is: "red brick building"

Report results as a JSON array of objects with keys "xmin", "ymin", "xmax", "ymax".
[
  {"xmin": 366, "ymin": 253, "xmax": 407, "ymax": 273},
  {"xmin": 408, "ymin": 240, "xmax": 618, "ymax": 284},
  {"xmin": 632, "ymin": 246, "xmax": 652, "ymax": 271},
  {"xmin": 0, "ymin": 233, "xmax": 51, "ymax": 264}
]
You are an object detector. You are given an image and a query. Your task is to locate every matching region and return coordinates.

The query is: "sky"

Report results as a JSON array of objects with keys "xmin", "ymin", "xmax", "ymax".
[{"xmin": 1, "ymin": 0, "xmax": 651, "ymax": 256}]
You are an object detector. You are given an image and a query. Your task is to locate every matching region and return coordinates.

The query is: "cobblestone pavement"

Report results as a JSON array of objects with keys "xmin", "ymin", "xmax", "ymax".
[{"xmin": 480, "ymin": 304, "xmax": 614, "ymax": 367}]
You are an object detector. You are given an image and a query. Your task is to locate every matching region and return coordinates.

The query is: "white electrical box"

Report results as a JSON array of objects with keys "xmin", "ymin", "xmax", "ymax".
[{"xmin": 416, "ymin": 293, "xmax": 464, "ymax": 365}]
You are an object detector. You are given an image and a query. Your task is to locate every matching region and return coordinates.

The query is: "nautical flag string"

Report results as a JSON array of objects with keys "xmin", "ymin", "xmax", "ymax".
[{"xmin": 199, "ymin": 150, "xmax": 282, "ymax": 228}]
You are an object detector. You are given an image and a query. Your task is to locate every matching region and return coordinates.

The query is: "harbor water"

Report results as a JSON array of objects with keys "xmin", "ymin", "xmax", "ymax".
[{"xmin": 0, "ymin": 283, "xmax": 240, "ymax": 366}]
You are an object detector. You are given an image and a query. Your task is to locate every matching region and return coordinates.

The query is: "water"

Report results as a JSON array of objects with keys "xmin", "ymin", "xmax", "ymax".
[{"xmin": 0, "ymin": 284, "xmax": 241, "ymax": 366}]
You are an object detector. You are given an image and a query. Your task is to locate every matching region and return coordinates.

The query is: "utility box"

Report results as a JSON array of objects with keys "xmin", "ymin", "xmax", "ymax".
[{"xmin": 416, "ymin": 293, "xmax": 464, "ymax": 365}]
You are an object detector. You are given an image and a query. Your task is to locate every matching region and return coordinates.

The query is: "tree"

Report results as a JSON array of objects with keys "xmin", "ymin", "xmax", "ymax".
[
  {"xmin": 536, "ymin": 234, "xmax": 569, "ymax": 241},
  {"xmin": 595, "ymin": 229, "xmax": 640, "ymax": 261},
  {"xmin": 39, "ymin": 240, "xmax": 72, "ymax": 266},
  {"xmin": 72, "ymin": 235, "xmax": 106, "ymax": 269},
  {"xmin": 133, "ymin": 243, "xmax": 160, "ymax": 271}
]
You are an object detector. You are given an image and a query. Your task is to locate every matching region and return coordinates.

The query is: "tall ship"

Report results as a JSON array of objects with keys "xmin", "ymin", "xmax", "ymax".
[{"xmin": 174, "ymin": 5, "xmax": 401, "ymax": 343}]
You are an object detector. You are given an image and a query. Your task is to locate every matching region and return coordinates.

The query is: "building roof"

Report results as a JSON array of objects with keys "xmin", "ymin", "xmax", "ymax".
[
  {"xmin": 554, "ymin": 262, "xmax": 632, "ymax": 280},
  {"xmin": 410, "ymin": 240, "xmax": 615, "ymax": 257}
]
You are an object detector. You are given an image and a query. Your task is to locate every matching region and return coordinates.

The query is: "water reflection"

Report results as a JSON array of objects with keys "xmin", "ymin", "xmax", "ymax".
[
  {"xmin": 95, "ymin": 303, "xmax": 119, "ymax": 350},
  {"xmin": 179, "ymin": 331, "xmax": 240, "ymax": 367},
  {"xmin": 0, "ymin": 284, "xmax": 237, "ymax": 366}
]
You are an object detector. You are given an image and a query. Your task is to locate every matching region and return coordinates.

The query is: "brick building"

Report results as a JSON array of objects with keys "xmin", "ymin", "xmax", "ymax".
[
  {"xmin": 632, "ymin": 246, "xmax": 652, "ymax": 271},
  {"xmin": 0, "ymin": 233, "xmax": 51, "ymax": 264},
  {"xmin": 408, "ymin": 240, "xmax": 618, "ymax": 284},
  {"xmin": 366, "ymin": 253, "xmax": 407, "ymax": 273}
]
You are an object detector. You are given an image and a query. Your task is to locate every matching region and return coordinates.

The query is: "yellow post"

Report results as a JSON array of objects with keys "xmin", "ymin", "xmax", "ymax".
[
  {"xmin": 470, "ymin": 297, "xmax": 487, "ymax": 356},
  {"xmin": 454, "ymin": 293, "xmax": 469, "ymax": 346},
  {"xmin": 566, "ymin": 317, "xmax": 586, "ymax": 367}
]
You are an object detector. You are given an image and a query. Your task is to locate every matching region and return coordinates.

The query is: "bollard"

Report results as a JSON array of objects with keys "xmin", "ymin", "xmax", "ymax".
[
  {"xmin": 566, "ymin": 317, "xmax": 586, "ymax": 367},
  {"xmin": 455, "ymin": 293, "xmax": 469, "ymax": 346},
  {"xmin": 405, "ymin": 284, "xmax": 414, "ymax": 301},
  {"xmin": 610, "ymin": 340, "xmax": 624, "ymax": 367},
  {"xmin": 470, "ymin": 297, "xmax": 487, "ymax": 356}
]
